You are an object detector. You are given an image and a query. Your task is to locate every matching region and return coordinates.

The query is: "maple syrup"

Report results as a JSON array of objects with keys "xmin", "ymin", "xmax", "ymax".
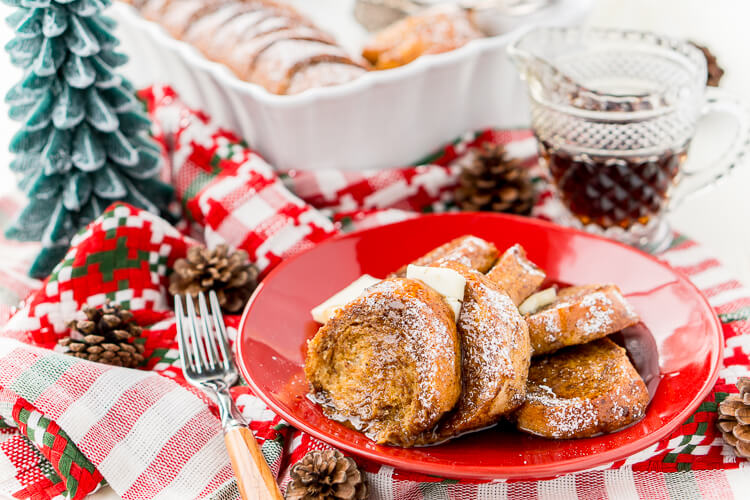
[{"xmin": 540, "ymin": 141, "xmax": 687, "ymax": 229}]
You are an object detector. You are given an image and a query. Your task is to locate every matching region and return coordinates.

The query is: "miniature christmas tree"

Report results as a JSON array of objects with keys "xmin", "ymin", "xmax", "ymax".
[{"xmin": 3, "ymin": 0, "xmax": 173, "ymax": 278}]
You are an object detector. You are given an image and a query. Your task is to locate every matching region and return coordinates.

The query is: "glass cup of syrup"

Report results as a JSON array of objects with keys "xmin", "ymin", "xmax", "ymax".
[{"xmin": 509, "ymin": 27, "xmax": 750, "ymax": 252}]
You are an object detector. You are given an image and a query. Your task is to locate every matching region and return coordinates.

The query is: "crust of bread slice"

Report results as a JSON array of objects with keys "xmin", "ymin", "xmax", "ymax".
[
  {"xmin": 183, "ymin": 2, "xmax": 259, "ymax": 50},
  {"xmin": 419, "ymin": 263, "xmax": 530, "ymax": 442},
  {"xmin": 392, "ymin": 235, "xmax": 499, "ymax": 278},
  {"xmin": 248, "ymin": 40, "xmax": 363, "ymax": 95},
  {"xmin": 486, "ymin": 244, "xmax": 546, "ymax": 306},
  {"xmin": 227, "ymin": 28, "xmax": 337, "ymax": 81},
  {"xmin": 286, "ymin": 62, "xmax": 367, "ymax": 95}
]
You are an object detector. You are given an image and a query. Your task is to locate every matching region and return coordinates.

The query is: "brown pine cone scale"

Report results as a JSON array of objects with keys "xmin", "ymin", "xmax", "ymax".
[
  {"xmin": 718, "ymin": 377, "xmax": 750, "ymax": 458},
  {"xmin": 285, "ymin": 449, "xmax": 367, "ymax": 500},
  {"xmin": 169, "ymin": 244, "xmax": 259, "ymax": 313},
  {"xmin": 455, "ymin": 143, "xmax": 535, "ymax": 215},
  {"xmin": 58, "ymin": 302, "xmax": 145, "ymax": 368}
]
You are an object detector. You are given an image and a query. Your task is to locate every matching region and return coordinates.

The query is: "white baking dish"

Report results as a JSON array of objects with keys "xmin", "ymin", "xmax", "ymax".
[{"xmin": 111, "ymin": 0, "xmax": 593, "ymax": 171}]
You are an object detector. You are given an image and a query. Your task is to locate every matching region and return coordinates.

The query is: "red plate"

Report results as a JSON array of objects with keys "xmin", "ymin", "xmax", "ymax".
[{"xmin": 236, "ymin": 213, "xmax": 722, "ymax": 479}]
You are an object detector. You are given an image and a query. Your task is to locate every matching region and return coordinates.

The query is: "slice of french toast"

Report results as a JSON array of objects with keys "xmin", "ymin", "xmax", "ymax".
[
  {"xmin": 485, "ymin": 244, "xmax": 546, "ymax": 306},
  {"xmin": 419, "ymin": 263, "xmax": 530, "ymax": 443},
  {"xmin": 391, "ymin": 235, "xmax": 498, "ymax": 277},
  {"xmin": 526, "ymin": 284, "xmax": 640, "ymax": 355},
  {"xmin": 305, "ymin": 278, "xmax": 461, "ymax": 447},
  {"xmin": 513, "ymin": 338, "xmax": 649, "ymax": 439}
]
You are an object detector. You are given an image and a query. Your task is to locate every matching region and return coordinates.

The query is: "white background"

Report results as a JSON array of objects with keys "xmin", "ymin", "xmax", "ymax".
[{"xmin": 0, "ymin": 1, "xmax": 748, "ymax": 496}]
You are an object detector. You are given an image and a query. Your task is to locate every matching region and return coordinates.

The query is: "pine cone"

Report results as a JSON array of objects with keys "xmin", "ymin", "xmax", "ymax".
[
  {"xmin": 455, "ymin": 143, "xmax": 535, "ymax": 215},
  {"xmin": 690, "ymin": 41, "xmax": 724, "ymax": 87},
  {"xmin": 717, "ymin": 377, "xmax": 750, "ymax": 457},
  {"xmin": 285, "ymin": 449, "xmax": 368, "ymax": 500},
  {"xmin": 169, "ymin": 244, "xmax": 259, "ymax": 313},
  {"xmin": 58, "ymin": 302, "xmax": 145, "ymax": 368}
]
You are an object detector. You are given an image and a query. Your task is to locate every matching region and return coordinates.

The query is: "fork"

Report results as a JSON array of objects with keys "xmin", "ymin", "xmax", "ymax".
[{"xmin": 175, "ymin": 291, "xmax": 283, "ymax": 500}]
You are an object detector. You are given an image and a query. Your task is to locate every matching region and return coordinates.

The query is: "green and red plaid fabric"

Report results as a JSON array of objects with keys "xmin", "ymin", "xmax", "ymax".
[
  {"xmin": 140, "ymin": 86, "xmax": 337, "ymax": 274},
  {"xmin": 0, "ymin": 85, "xmax": 747, "ymax": 499}
]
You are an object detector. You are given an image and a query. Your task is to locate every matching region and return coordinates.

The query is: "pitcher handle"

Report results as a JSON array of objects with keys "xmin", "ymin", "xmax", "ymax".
[{"xmin": 669, "ymin": 87, "xmax": 750, "ymax": 210}]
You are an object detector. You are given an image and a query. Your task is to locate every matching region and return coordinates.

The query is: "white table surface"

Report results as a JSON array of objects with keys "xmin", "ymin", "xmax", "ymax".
[{"xmin": 0, "ymin": 1, "xmax": 748, "ymax": 498}]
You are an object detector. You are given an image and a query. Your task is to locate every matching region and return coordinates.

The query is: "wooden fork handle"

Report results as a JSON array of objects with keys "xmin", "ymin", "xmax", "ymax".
[{"xmin": 224, "ymin": 426, "xmax": 284, "ymax": 500}]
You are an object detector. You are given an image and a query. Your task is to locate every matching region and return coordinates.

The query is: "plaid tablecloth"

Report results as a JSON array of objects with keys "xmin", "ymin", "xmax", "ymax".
[{"xmin": 0, "ymin": 85, "xmax": 748, "ymax": 500}]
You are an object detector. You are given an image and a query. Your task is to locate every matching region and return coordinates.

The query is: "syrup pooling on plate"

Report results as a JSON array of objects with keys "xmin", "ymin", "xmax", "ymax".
[{"xmin": 611, "ymin": 323, "xmax": 661, "ymax": 400}]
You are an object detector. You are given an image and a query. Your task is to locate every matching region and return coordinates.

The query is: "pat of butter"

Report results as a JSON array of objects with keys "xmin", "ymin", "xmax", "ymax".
[
  {"xmin": 406, "ymin": 265, "xmax": 466, "ymax": 320},
  {"xmin": 518, "ymin": 287, "xmax": 557, "ymax": 315},
  {"xmin": 310, "ymin": 274, "xmax": 381, "ymax": 324}
]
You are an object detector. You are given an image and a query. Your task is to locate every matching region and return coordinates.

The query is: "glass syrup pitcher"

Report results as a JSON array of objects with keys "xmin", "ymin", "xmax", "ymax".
[{"xmin": 508, "ymin": 27, "xmax": 750, "ymax": 252}]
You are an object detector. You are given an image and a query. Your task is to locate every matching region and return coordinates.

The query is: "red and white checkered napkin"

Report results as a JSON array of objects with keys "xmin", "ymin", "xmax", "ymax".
[
  {"xmin": 0, "ymin": 85, "xmax": 748, "ymax": 500},
  {"xmin": 0, "ymin": 202, "xmax": 297, "ymax": 500}
]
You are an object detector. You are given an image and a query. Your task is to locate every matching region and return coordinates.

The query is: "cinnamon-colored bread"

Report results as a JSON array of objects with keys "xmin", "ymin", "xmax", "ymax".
[
  {"xmin": 247, "ymin": 40, "xmax": 360, "ymax": 95},
  {"xmin": 392, "ymin": 235, "xmax": 498, "ymax": 277},
  {"xmin": 131, "ymin": 0, "xmax": 367, "ymax": 95},
  {"xmin": 526, "ymin": 284, "xmax": 640, "ymax": 356},
  {"xmin": 286, "ymin": 62, "xmax": 369, "ymax": 94},
  {"xmin": 513, "ymin": 338, "xmax": 649, "ymax": 439},
  {"xmin": 303, "ymin": 233, "xmax": 649, "ymax": 447},
  {"xmin": 305, "ymin": 278, "xmax": 461, "ymax": 447},
  {"xmin": 222, "ymin": 28, "xmax": 335, "ymax": 82},
  {"xmin": 486, "ymin": 244, "xmax": 546, "ymax": 306},
  {"xmin": 421, "ymin": 263, "xmax": 530, "ymax": 443},
  {"xmin": 362, "ymin": 5, "xmax": 484, "ymax": 70},
  {"xmin": 201, "ymin": 8, "xmax": 305, "ymax": 61}
]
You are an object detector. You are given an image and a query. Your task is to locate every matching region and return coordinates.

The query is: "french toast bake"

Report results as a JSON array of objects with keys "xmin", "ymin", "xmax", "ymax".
[
  {"xmin": 305, "ymin": 278, "xmax": 461, "ymax": 447},
  {"xmin": 392, "ymin": 235, "xmax": 499, "ymax": 277},
  {"xmin": 126, "ymin": 1, "xmax": 487, "ymax": 93},
  {"xmin": 305, "ymin": 235, "xmax": 650, "ymax": 447},
  {"xmin": 526, "ymin": 284, "xmax": 640, "ymax": 355},
  {"xmin": 128, "ymin": 0, "xmax": 368, "ymax": 94},
  {"xmin": 513, "ymin": 338, "xmax": 650, "ymax": 439},
  {"xmin": 423, "ymin": 263, "xmax": 530, "ymax": 442}
]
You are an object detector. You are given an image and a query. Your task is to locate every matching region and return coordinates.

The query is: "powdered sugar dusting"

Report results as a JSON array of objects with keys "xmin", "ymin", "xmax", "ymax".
[
  {"xmin": 542, "ymin": 313, "xmax": 561, "ymax": 335},
  {"xmin": 309, "ymin": 278, "xmax": 459, "ymax": 444},
  {"xmin": 253, "ymin": 39, "xmax": 350, "ymax": 87},
  {"xmin": 435, "ymin": 236, "xmax": 492, "ymax": 269},
  {"xmin": 361, "ymin": 280, "xmax": 455, "ymax": 412},
  {"xmin": 218, "ymin": 10, "xmax": 272, "ymax": 41},
  {"xmin": 287, "ymin": 62, "xmax": 365, "ymax": 94},
  {"xmin": 185, "ymin": 2, "xmax": 252, "ymax": 42},
  {"xmin": 442, "ymin": 269, "xmax": 529, "ymax": 429},
  {"xmin": 507, "ymin": 244, "xmax": 545, "ymax": 277},
  {"xmin": 523, "ymin": 385, "xmax": 600, "ymax": 438},
  {"xmin": 575, "ymin": 292, "xmax": 614, "ymax": 335}
]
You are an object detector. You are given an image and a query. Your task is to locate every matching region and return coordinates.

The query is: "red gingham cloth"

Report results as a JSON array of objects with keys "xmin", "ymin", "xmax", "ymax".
[{"xmin": 0, "ymin": 86, "xmax": 748, "ymax": 499}]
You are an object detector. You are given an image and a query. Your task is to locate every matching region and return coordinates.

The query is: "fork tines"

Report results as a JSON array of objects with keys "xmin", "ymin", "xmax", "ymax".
[{"xmin": 175, "ymin": 291, "xmax": 233, "ymax": 375}]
